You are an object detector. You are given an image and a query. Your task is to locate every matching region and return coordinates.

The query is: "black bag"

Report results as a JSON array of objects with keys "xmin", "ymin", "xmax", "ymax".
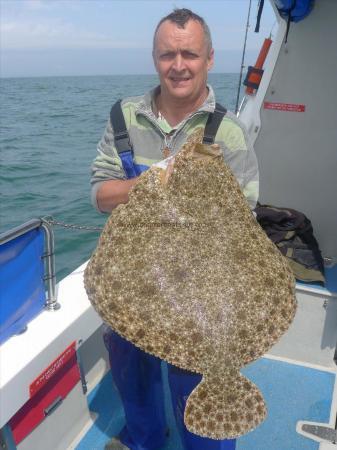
[{"xmin": 254, "ymin": 203, "xmax": 325, "ymax": 285}]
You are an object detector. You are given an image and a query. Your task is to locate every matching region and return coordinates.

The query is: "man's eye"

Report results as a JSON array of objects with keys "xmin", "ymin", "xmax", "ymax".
[
  {"xmin": 159, "ymin": 53, "xmax": 175, "ymax": 60},
  {"xmin": 182, "ymin": 51, "xmax": 198, "ymax": 59}
]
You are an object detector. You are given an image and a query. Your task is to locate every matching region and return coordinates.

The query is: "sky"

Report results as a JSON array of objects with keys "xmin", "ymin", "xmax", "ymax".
[{"xmin": 0, "ymin": 0, "xmax": 277, "ymax": 77}]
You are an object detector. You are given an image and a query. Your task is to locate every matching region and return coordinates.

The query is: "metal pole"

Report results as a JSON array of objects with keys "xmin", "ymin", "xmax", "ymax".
[
  {"xmin": 41, "ymin": 219, "xmax": 60, "ymax": 311},
  {"xmin": 235, "ymin": 0, "xmax": 252, "ymax": 114}
]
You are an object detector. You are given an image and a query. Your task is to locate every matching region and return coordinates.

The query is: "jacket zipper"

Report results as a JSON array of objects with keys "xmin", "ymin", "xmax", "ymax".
[{"xmin": 137, "ymin": 110, "xmax": 205, "ymax": 156}]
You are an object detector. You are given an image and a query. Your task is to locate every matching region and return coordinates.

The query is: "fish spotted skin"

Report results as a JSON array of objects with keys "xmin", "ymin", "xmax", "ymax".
[{"xmin": 84, "ymin": 129, "xmax": 297, "ymax": 439}]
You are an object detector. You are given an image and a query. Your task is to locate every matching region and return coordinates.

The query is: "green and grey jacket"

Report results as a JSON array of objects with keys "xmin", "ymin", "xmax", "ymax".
[{"xmin": 91, "ymin": 85, "xmax": 259, "ymax": 211}]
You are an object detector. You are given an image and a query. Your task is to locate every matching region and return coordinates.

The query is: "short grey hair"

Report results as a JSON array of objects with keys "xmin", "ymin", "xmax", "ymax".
[{"xmin": 153, "ymin": 8, "xmax": 213, "ymax": 55}]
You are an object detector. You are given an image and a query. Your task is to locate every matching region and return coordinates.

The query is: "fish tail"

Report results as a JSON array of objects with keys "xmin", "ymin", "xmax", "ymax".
[{"xmin": 184, "ymin": 372, "xmax": 266, "ymax": 439}]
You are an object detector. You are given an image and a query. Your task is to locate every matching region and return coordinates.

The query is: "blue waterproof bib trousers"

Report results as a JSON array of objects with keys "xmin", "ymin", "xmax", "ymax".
[
  {"xmin": 104, "ymin": 329, "xmax": 236, "ymax": 450},
  {"xmin": 104, "ymin": 150, "xmax": 236, "ymax": 450}
]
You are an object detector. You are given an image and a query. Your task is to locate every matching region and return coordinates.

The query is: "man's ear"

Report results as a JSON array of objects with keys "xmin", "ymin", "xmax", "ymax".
[
  {"xmin": 208, "ymin": 48, "xmax": 215, "ymax": 71},
  {"xmin": 152, "ymin": 49, "xmax": 159, "ymax": 73}
]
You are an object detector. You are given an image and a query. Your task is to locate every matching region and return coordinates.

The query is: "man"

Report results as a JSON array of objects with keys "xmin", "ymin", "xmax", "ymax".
[{"xmin": 91, "ymin": 8, "xmax": 258, "ymax": 450}]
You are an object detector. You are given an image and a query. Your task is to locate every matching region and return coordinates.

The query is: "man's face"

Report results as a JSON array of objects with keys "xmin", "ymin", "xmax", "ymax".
[{"xmin": 153, "ymin": 19, "xmax": 214, "ymax": 104}]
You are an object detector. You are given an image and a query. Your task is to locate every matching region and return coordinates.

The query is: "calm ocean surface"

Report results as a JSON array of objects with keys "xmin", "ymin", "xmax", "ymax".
[{"xmin": 0, "ymin": 73, "xmax": 241, "ymax": 280}]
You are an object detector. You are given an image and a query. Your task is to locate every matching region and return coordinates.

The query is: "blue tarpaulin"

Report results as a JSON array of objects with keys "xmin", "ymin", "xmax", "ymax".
[
  {"xmin": 0, "ymin": 228, "xmax": 46, "ymax": 344},
  {"xmin": 273, "ymin": 0, "xmax": 315, "ymax": 22}
]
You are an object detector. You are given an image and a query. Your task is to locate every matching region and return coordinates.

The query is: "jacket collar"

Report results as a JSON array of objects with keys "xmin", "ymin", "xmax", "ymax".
[{"xmin": 135, "ymin": 84, "xmax": 216, "ymax": 119}]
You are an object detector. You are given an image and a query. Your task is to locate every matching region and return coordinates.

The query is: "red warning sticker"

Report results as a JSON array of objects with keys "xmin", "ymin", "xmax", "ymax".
[
  {"xmin": 29, "ymin": 341, "xmax": 77, "ymax": 397},
  {"xmin": 264, "ymin": 102, "xmax": 305, "ymax": 112}
]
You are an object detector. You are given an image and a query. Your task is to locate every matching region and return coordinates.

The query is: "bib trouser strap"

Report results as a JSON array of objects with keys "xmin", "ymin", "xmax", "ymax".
[{"xmin": 203, "ymin": 102, "xmax": 227, "ymax": 145}]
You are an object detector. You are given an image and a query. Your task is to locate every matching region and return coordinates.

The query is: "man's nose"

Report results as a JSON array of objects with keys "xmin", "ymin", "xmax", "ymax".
[{"xmin": 172, "ymin": 53, "xmax": 185, "ymax": 72}]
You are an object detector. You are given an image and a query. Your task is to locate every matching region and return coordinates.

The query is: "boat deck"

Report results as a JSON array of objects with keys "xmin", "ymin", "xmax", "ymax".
[{"xmin": 75, "ymin": 358, "xmax": 335, "ymax": 450}]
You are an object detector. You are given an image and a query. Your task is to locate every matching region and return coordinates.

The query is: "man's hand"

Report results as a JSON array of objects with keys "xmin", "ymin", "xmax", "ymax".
[{"xmin": 97, "ymin": 178, "xmax": 139, "ymax": 213}]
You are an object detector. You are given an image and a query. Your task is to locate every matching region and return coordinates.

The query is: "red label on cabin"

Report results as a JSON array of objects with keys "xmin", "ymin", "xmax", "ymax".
[
  {"xmin": 29, "ymin": 341, "xmax": 77, "ymax": 397},
  {"xmin": 264, "ymin": 102, "xmax": 305, "ymax": 112}
]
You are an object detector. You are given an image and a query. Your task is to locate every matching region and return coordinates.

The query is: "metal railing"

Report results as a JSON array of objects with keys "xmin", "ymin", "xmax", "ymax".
[{"xmin": 0, "ymin": 218, "xmax": 60, "ymax": 311}]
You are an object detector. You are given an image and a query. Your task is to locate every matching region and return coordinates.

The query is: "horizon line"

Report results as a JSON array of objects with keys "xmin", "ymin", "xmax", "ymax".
[{"xmin": 0, "ymin": 72, "xmax": 241, "ymax": 80}]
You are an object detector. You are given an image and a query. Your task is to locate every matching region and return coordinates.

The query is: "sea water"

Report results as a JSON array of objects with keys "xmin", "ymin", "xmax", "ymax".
[{"xmin": 0, "ymin": 73, "xmax": 241, "ymax": 279}]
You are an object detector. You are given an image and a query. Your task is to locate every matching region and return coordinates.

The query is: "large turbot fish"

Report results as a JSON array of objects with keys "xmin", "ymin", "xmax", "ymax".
[{"xmin": 84, "ymin": 129, "xmax": 297, "ymax": 439}]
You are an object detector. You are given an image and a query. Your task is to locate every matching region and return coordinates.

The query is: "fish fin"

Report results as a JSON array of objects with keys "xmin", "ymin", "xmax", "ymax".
[
  {"xmin": 184, "ymin": 372, "xmax": 266, "ymax": 439},
  {"xmin": 192, "ymin": 143, "xmax": 222, "ymax": 161},
  {"xmin": 162, "ymin": 156, "xmax": 176, "ymax": 186}
]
